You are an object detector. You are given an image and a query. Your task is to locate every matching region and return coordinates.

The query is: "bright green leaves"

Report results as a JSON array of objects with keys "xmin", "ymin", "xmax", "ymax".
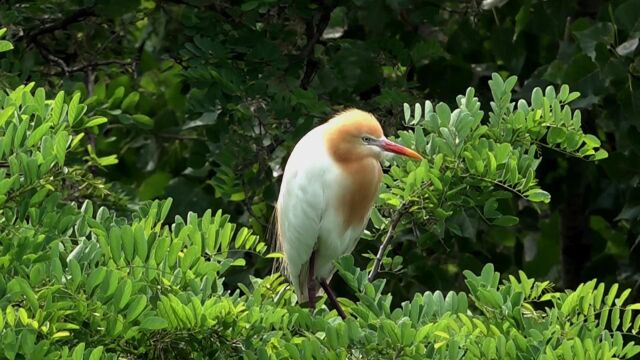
[
  {"xmin": 0, "ymin": 27, "xmax": 13, "ymax": 53},
  {"xmin": 67, "ymin": 92, "xmax": 87, "ymax": 127},
  {"xmin": 333, "ymin": 259, "xmax": 640, "ymax": 360},
  {"xmin": 525, "ymin": 189, "xmax": 551, "ymax": 203},
  {"xmin": 386, "ymin": 74, "xmax": 605, "ymax": 246},
  {"xmin": 50, "ymin": 91, "xmax": 66, "ymax": 125},
  {"xmin": 139, "ymin": 316, "xmax": 168, "ymax": 330},
  {"xmin": 508, "ymin": 82, "xmax": 607, "ymax": 161},
  {"xmin": 547, "ymin": 127, "xmax": 566, "ymax": 144},
  {"xmin": 0, "ymin": 41, "xmax": 13, "ymax": 52}
]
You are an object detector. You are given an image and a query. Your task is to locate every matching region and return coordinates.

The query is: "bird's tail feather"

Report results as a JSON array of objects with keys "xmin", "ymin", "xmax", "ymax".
[
  {"xmin": 268, "ymin": 206, "xmax": 287, "ymax": 276},
  {"xmin": 268, "ymin": 205, "xmax": 326, "ymax": 305}
]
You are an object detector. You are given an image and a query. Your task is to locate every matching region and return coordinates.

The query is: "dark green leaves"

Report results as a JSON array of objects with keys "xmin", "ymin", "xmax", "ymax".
[{"xmin": 574, "ymin": 22, "xmax": 615, "ymax": 60}]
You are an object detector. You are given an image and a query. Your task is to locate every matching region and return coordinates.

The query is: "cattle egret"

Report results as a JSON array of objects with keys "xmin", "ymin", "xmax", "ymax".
[{"xmin": 275, "ymin": 109, "xmax": 422, "ymax": 318}]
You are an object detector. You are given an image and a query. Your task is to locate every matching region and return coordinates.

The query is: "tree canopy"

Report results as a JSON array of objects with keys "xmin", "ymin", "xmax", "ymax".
[{"xmin": 0, "ymin": 0, "xmax": 639, "ymax": 358}]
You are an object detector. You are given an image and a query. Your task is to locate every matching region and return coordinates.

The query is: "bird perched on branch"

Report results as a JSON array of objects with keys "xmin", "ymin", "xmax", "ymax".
[{"xmin": 275, "ymin": 109, "xmax": 422, "ymax": 318}]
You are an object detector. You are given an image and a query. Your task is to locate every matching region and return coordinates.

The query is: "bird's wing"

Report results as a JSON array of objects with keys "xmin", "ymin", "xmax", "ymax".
[{"xmin": 276, "ymin": 127, "xmax": 329, "ymax": 302}]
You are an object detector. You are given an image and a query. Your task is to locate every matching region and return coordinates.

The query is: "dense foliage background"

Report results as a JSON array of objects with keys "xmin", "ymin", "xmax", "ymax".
[{"xmin": 1, "ymin": 0, "xmax": 640, "ymax": 358}]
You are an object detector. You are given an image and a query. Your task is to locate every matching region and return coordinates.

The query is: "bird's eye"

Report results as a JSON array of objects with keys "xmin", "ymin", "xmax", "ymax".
[{"xmin": 361, "ymin": 136, "xmax": 372, "ymax": 143}]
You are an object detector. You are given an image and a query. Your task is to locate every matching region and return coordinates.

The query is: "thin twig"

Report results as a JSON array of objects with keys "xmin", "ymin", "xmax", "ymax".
[
  {"xmin": 156, "ymin": 133, "xmax": 207, "ymax": 141},
  {"xmin": 368, "ymin": 204, "xmax": 409, "ymax": 282},
  {"xmin": 32, "ymin": 39, "xmax": 70, "ymax": 75},
  {"xmin": 44, "ymin": 59, "xmax": 133, "ymax": 76}
]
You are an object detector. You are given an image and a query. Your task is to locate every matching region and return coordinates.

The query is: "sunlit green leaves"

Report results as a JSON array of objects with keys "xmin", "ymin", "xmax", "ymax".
[
  {"xmin": 388, "ymin": 75, "xmax": 605, "ymax": 246},
  {"xmin": 0, "ymin": 28, "xmax": 13, "ymax": 53}
]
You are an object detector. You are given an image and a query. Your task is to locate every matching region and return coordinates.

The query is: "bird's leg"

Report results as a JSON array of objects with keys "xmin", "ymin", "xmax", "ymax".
[
  {"xmin": 319, "ymin": 280, "xmax": 347, "ymax": 320},
  {"xmin": 307, "ymin": 251, "xmax": 318, "ymax": 309}
]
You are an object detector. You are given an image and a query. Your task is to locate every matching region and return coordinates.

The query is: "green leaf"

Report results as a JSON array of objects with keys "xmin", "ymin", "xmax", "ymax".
[
  {"xmin": 403, "ymin": 103, "xmax": 411, "ymax": 124},
  {"xmin": 583, "ymin": 134, "xmax": 601, "ymax": 147},
  {"xmin": 11, "ymin": 278, "xmax": 38, "ymax": 312},
  {"xmin": 494, "ymin": 216, "xmax": 519, "ymax": 227},
  {"xmin": 54, "ymin": 130, "xmax": 69, "ymax": 166},
  {"xmin": 483, "ymin": 197, "xmax": 500, "ymax": 218},
  {"xmin": 70, "ymin": 133, "xmax": 85, "ymax": 150},
  {"xmin": 574, "ymin": 22, "xmax": 615, "ymax": 60},
  {"xmin": 593, "ymin": 149, "xmax": 608, "ymax": 160},
  {"xmin": 82, "ymin": 116, "xmax": 108, "ymax": 128},
  {"xmin": 0, "ymin": 106, "xmax": 15, "ymax": 127},
  {"xmin": 606, "ymin": 284, "xmax": 619, "ymax": 306},
  {"xmin": 29, "ymin": 188, "xmax": 49, "ymax": 205},
  {"xmin": 494, "ymin": 143, "xmax": 511, "ymax": 164},
  {"xmin": 436, "ymin": 102, "xmax": 452, "ymax": 126},
  {"xmin": 109, "ymin": 227, "xmax": 123, "ymax": 262},
  {"xmin": 2, "ymin": 123, "xmax": 15, "ymax": 156},
  {"xmin": 88, "ymin": 346, "xmax": 104, "ymax": 360},
  {"xmin": 0, "ymin": 40, "xmax": 13, "ymax": 52},
  {"xmin": 525, "ymin": 189, "xmax": 551, "ymax": 203},
  {"xmin": 125, "ymin": 295, "xmax": 148, "ymax": 322},
  {"xmin": 623, "ymin": 307, "xmax": 633, "ymax": 331},
  {"xmin": 547, "ymin": 127, "xmax": 566, "ymax": 144},
  {"xmin": 0, "ymin": 175, "xmax": 17, "ymax": 196},
  {"xmin": 67, "ymin": 92, "xmax": 82, "ymax": 126},
  {"xmin": 51, "ymin": 91, "xmax": 65, "ymax": 124},
  {"xmin": 121, "ymin": 91, "xmax": 140, "ymax": 112},
  {"xmin": 612, "ymin": 306, "xmax": 621, "ymax": 330},
  {"xmin": 566, "ymin": 92, "xmax": 581, "ymax": 103},
  {"xmin": 160, "ymin": 198, "xmax": 173, "ymax": 223},
  {"xmin": 140, "ymin": 316, "xmax": 169, "ymax": 330},
  {"xmin": 26, "ymin": 123, "xmax": 51, "ymax": 147},
  {"xmin": 154, "ymin": 235, "xmax": 170, "ymax": 264},
  {"xmin": 241, "ymin": 1, "xmax": 259, "ymax": 11},
  {"xmin": 121, "ymin": 226, "xmax": 134, "ymax": 262},
  {"xmin": 531, "ymin": 88, "xmax": 543, "ymax": 109},
  {"xmin": 558, "ymin": 84, "xmax": 570, "ymax": 102},
  {"xmin": 71, "ymin": 343, "xmax": 85, "ymax": 360},
  {"xmin": 133, "ymin": 224, "xmax": 148, "ymax": 261},
  {"xmin": 14, "ymin": 118, "xmax": 28, "ymax": 149},
  {"xmin": 132, "ymin": 114, "xmax": 153, "ymax": 127},
  {"xmin": 113, "ymin": 279, "xmax": 133, "ymax": 310},
  {"xmin": 96, "ymin": 155, "xmax": 119, "ymax": 166}
]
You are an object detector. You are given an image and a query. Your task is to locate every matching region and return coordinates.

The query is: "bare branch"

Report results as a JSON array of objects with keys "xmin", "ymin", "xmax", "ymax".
[
  {"xmin": 368, "ymin": 204, "xmax": 409, "ymax": 282},
  {"xmin": 43, "ymin": 59, "xmax": 133, "ymax": 76},
  {"xmin": 31, "ymin": 38, "xmax": 70, "ymax": 75},
  {"xmin": 156, "ymin": 133, "xmax": 207, "ymax": 141},
  {"xmin": 17, "ymin": 7, "xmax": 96, "ymax": 42}
]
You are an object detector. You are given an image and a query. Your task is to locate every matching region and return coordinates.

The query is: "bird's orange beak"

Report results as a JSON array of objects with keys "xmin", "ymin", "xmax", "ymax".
[{"xmin": 379, "ymin": 139, "xmax": 423, "ymax": 160}]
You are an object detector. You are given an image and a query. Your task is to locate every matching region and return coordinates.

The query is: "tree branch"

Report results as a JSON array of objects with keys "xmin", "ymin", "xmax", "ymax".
[
  {"xmin": 35, "ymin": 42, "xmax": 70, "ymax": 75},
  {"xmin": 368, "ymin": 204, "xmax": 409, "ymax": 282},
  {"xmin": 43, "ymin": 59, "xmax": 133, "ymax": 76},
  {"xmin": 299, "ymin": 5, "xmax": 334, "ymax": 90},
  {"xmin": 156, "ymin": 133, "xmax": 207, "ymax": 141},
  {"xmin": 17, "ymin": 7, "xmax": 96, "ymax": 42}
]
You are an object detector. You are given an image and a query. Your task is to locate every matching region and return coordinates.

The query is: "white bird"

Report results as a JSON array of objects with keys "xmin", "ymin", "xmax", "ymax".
[{"xmin": 275, "ymin": 109, "xmax": 422, "ymax": 318}]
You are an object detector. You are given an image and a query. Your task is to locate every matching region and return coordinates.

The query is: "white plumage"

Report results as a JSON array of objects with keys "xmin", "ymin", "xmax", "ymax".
[
  {"xmin": 275, "ymin": 109, "xmax": 422, "ymax": 314},
  {"xmin": 277, "ymin": 125, "xmax": 369, "ymax": 302}
]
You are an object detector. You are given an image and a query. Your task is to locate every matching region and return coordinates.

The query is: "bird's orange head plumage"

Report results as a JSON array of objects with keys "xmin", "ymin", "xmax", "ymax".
[{"xmin": 324, "ymin": 108, "xmax": 422, "ymax": 163}]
